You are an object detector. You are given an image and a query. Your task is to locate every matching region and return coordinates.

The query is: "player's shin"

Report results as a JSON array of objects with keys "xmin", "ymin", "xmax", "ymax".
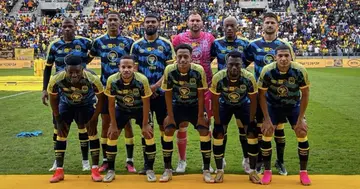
[
  {"xmin": 262, "ymin": 135, "xmax": 273, "ymax": 170},
  {"xmin": 297, "ymin": 136, "xmax": 309, "ymax": 171},
  {"xmin": 274, "ymin": 124, "xmax": 285, "ymax": 163},
  {"xmin": 125, "ymin": 137, "xmax": 134, "ymax": 164},
  {"xmin": 100, "ymin": 137, "xmax": 108, "ymax": 162},
  {"xmin": 55, "ymin": 136, "xmax": 67, "ymax": 168},
  {"xmin": 247, "ymin": 137, "xmax": 258, "ymax": 170},
  {"xmin": 89, "ymin": 135, "xmax": 100, "ymax": 167},
  {"xmin": 199, "ymin": 128, "xmax": 212, "ymax": 170},
  {"xmin": 53, "ymin": 128, "xmax": 57, "ymax": 150},
  {"xmin": 163, "ymin": 134, "xmax": 174, "ymax": 169},
  {"xmin": 213, "ymin": 124, "xmax": 224, "ymax": 170},
  {"xmin": 239, "ymin": 127, "xmax": 249, "ymax": 159},
  {"xmin": 177, "ymin": 126, "xmax": 187, "ymax": 160},
  {"xmin": 78, "ymin": 128, "xmax": 89, "ymax": 161},
  {"xmin": 145, "ymin": 138, "xmax": 156, "ymax": 170},
  {"xmin": 106, "ymin": 139, "xmax": 118, "ymax": 171}
]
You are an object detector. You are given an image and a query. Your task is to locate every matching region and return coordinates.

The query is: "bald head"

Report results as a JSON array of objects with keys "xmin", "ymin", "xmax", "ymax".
[{"xmin": 224, "ymin": 16, "xmax": 238, "ymax": 40}]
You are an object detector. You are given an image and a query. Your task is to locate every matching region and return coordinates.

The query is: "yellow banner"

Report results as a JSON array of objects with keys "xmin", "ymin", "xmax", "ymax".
[
  {"xmin": 0, "ymin": 60, "xmax": 32, "ymax": 68},
  {"xmin": 87, "ymin": 59, "xmax": 101, "ymax": 69},
  {"xmin": 342, "ymin": 59, "xmax": 360, "ymax": 68},
  {"xmin": 15, "ymin": 48, "xmax": 34, "ymax": 60}
]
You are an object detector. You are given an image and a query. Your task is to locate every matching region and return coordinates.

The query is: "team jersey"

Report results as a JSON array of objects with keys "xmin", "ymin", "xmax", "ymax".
[
  {"xmin": 89, "ymin": 34, "xmax": 134, "ymax": 86},
  {"xmin": 130, "ymin": 36, "xmax": 175, "ymax": 88},
  {"xmin": 105, "ymin": 72, "xmax": 152, "ymax": 112},
  {"xmin": 210, "ymin": 69, "xmax": 257, "ymax": 106},
  {"xmin": 257, "ymin": 62, "xmax": 310, "ymax": 108},
  {"xmin": 47, "ymin": 69, "xmax": 103, "ymax": 106},
  {"xmin": 244, "ymin": 37, "xmax": 295, "ymax": 80},
  {"xmin": 211, "ymin": 36, "xmax": 249, "ymax": 70},
  {"xmin": 172, "ymin": 31, "xmax": 215, "ymax": 85},
  {"xmin": 46, "ymin": 36, "xmax": 92, "ymax": 72},
  {"xmin": 161, "ymin": 63, "xmax": 207, "ymax": 106}
]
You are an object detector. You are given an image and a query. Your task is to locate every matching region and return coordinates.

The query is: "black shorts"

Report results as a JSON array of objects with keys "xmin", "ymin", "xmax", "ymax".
[
  {"xmin": 268, "ymin": 105, "xmax": 300, "ymax": 126},
  {"xmin": 173, "ymin": 104, "xmax": 204, "ymax": 129},
  {"xmin": 59, "ymin": 103, "xmax": 95, "ymax": 125},
  {"xmin": 115, "ymin": 108, "xmax": 153, "ymax": 129},
  {"xmin": 150, "ymin": 95, "xmax": 167, "ymax": 126},
  {"xmin": 220, "ymin": 103, "xmax": 250, "ymax": 126}
]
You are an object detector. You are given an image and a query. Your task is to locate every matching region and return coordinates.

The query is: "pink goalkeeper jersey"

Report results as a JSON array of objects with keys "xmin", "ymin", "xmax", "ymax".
[{"xmin": 172, "ymin": 31, "xmax": 215, "ymax": 85}]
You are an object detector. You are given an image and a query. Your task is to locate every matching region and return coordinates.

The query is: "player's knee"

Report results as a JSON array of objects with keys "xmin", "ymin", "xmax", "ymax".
[
  {"xmin": 212, "ymin": 123, "xmax": 224, "ymax": 139},
  {"xmin": 164, "ymin": 126, "xmax": 176, "ymax": 137},
  {"xmin": 179, "ymin": 122, "xmax": 189, "ymax": 128},
  {"xmin": 295, "ymin": 127, "xmax": 307, "ymax": 138},
  {"xmin": 197, "ymin": 126, "xmax": 209, "ymax": 136}
]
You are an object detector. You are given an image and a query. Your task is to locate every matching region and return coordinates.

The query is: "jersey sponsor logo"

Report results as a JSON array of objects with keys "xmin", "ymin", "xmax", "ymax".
[
  {"xmin": 75, "ymin": 45, "xmax": 82, "ymax": 51},
  {"xmin": 139, "ymin": 48, "xmax": 145, "ymax": 53},
  {"xmin": 228, "ymin": 92, "xmax": 240, "ymax": 102},
  {"xmin": 226, "ymin": 46, "xmax": 234, "ymax": 51},
  {"xmin": 221, "ymin": 50, "xmax": 226, "ymax": 54},
  {"xmin": 63, "ymin": 87, "xmax": 70, "ymax": 92},
  {"xmin": 147, "ymin": 54, "xmax": 158, "ymax": 70},
  {"xmin": 264, "ymin": 47, "xmax": 272, "ymax": 52},
  {"xmin": 107, "ymin": 44, "xmax": 115, "ymax": 48},
  {"xmin": 277, "ymin": 85, "xmax": 288, "ymax": 97},
  {"xmin": 82, "ymin": 85, "xmax": 89, "ymax": 92},
  {"xmin": 192, "ymin": 48, "xmax": 202, "ymax": 60},
  {"xmin": 71, "ymin": 92, "xmax": 83, "ymax": 102},
  {"xmin": 119, "ymin": 43, "xmax": 125, "ymax": 49},
  {"xmin": 189, "ymin": 78, "xmax": 196, "ymax": 85},
  {"xmin": 288, "ymin": 77, "xmax": 296, "ymax": 84},
  {"xmin": 64, "ymin": 48, "xmax": 71, "ymax": 53},
  {"xmin": 263, "ymin": 54, "xmax": 275, "ymax": 65},
  {"xmin": 179, "ymin": 87, "xmax": 190, "ymax": 99},
  {"xmin": 123, "ymin": 95, "xmax": 135, "ymax": 106},
  {"xmin": 240, "ymin": 84, "xmax": 247, "ymax": 92}
]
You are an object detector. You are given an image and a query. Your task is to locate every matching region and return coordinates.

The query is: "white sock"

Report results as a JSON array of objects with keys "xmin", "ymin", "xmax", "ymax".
[
  {"xmin": 92, "ymin": 165, "xmax": 98, "ymax": 169},
  {"xmin": 126, "ymin": 158, "xmax": 134, "ymax": 162},
  {"xmin": 103, "ymin": 158, "xmax": 107, "ymax": 162}
]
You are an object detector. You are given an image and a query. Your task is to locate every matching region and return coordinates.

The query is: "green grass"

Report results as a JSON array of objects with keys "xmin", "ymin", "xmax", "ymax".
[{"xmin": 0, "ymin": 68, "xmax": 359, "ymax": 175}]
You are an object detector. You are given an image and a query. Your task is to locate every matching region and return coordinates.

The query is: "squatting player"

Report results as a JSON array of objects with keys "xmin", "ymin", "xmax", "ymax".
[
  {"xmin": 103, "ymin": 55, "xmax": 157, "ymax": 182},
  {"xmin": 210, "ymin": 51, "xmax": 260, "ymax": 184},
  {"xmin": 47, "ymin": 55, "xmax": 104, "ymax": 183},
  {"xmin": 89, "ymin": 11, "xmax": 135, "ymax": 173},
  {"xmin": 244, "ymin": 12, "xmax": 295, "ymax": 174},
  {"xmin": 159, "ymin": 44, "xmax": 214, "ymax": 183},
  {"xmin": 257, "ymin": 45, "xmax": 311, "ymax": 185},
  {"xmin": 42, "ymin": 17, "xmax": 93, "ymax": 172}
]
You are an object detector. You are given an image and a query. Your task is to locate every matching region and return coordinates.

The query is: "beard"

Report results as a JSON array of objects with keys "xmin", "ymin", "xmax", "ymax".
[{"xmin": 145, "ymin": 27, "xmax": 158, "ymax": 35}]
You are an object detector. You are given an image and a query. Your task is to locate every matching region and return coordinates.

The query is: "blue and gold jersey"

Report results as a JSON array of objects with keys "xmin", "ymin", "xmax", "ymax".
[
  {"xmin": 46, "ymin": 36, "xmax": 92, "ymax": 72},
  {"xmin": 244, "ymin": 37, "xmax": 295, "ymax": 80},
  {"xmin": 210, "ymin": 69, "xmax": 257, "ymax": 106},
  {"xmin": 130, "ymin": 36, "xmax": 175, "ymax": 86},
  {"xmin": 211, "ymin": 36, "xmax": 249, "ymax": 70},
  {"xmin": 47, "ymin": 69, "xmax": 103, "ymax": 106},
  {"xmin": 161, "ymin": 63, "xmax": 208, "ymax": 106},
  {"xmin": 90, "ymin": 34, "xmax": 134, "ymax": 86},
  {"xmin": 257, "ymin": 62, "xmax": 310, "ymax": 108},
  {"xmin": 105, "ymin": 72, "xmax": 152, "ymax": 112}
]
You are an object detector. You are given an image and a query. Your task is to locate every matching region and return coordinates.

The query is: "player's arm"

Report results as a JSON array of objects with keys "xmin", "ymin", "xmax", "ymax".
[
  {"xmin": 197, "ymin": 68, "xmax": 208, "ymax": 126},
  {"xmin": 209, "ymin": 75, "xmax": 220, "ymax": 125},
  {"xmin": 42, "ymin": 42, "xmax": 56, "ymax": 105},
  {"xmin": 104, "ymin": 76, "xmax": 119, "ymax": 137},
  {"xmin": 298, "ymin": 68, "xmax": 310, "ymax": 122},
  {"xmin": 47, "ymin": 77, "xmax": 59, "ymax": 116},
  {"xmin": 85, "ymin": 38, "xmax": 94, "ymax": 64},
  {"xmin": 130, "ymin": 43, "xmax": 139, "ymax": 71},
  {"xmin": 243, "ymin": 43, "xmax": 254, "ymax": 68},
  {"xmin": 141, "ymin": 78, "xmax": 153, "ymax": 137},
  {"xmin": 248, "ymin": 74, "xmax": 258, "ymax": 122},
  {"xmin": 161, "ymin": 67, "xmax": 175, "ymax": 124},
  {"xmin": 257, "ymin": 69, "xmax": 273, "ymax": 134},
  {"xmin": 91, "ymin": 75, "xmax": 105, "ymax": 120}
]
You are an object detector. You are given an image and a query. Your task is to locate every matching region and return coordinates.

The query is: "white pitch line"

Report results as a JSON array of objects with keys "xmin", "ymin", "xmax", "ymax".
[{"xmin": 0, "ymin": 91, "xmax": 33, "ymax": 100}]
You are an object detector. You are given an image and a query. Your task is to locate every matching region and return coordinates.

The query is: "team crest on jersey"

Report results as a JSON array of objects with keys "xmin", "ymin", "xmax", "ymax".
[
  {"xmin": 263, "ymin": 54, "xmax": 275, "ymax": 65},
  {"xmin": 133, "ymin": 88, "xmax": 140, "ymax": 96},
  {"xmin": 107, "ymin": 44, "xmax": 114, "ymax": 48},
  {"xmin": 119, "ymin": 43, "xmax": 125, "ymax": 48},
  {"xmin": 221, "ymin": 50, "xmax": 226, "ymax": 54},
  {"xmin": 107, "ymin": 50, "xmax": 118, "ymax": 62},
  {"xmin": 179, "ymin": 87, "xmax": 190, "ymax": 98},
  {"xmin": 277, "ymin": 85, "xmax": 288, "ymax": 97},
  {"xmin": 288, "ymin": 77, "xmax": 296, "ymax": 84},
  {"xmin": 189, "ymin": 78, "xmax": 196, "ymax": 85},
  {"xmin": 192, "ymin": 48, "xmax": 202, "ymax": 60},
  {"xmin": 238, "ymin": 46, "xmax": 244, "ymax": 51},
  {"xmin": 239, "ymin": 84, "xmax": 247, "ymax": 92},
  {"xmin": 228, "ymin": 92, "xmax": 240, "ymax": 102},
  {"xmin": 64, "ymin": 48, "xmax": 71, "ymax": 53},
  {"xmin": 75, "ymin": 45, "xmax": 81, "ymax": 51},
  {"xmin": 71, "ymin": 92, "xmax": 83, "ymax": 102},
  {"xmin": 123, "ymin": 95, "xmax": 135, "ymax": 106},
  {"xmin": 82, "ymin": 85, "xmax": 88, "ymax": 92},
  {"xmin": 226, "ymin": 46, "xmax": 233, "ymax": 51},
  {"xmin": 147, "ymin": 54, "xmax": 158, "ymax": 70},
  {"xmin": 158, "ymin": 46, "xmax": 164, "ymax": 52},
  {"xmin": 264, "ymin": 47, "xmax": 272, "ymax": 52}
]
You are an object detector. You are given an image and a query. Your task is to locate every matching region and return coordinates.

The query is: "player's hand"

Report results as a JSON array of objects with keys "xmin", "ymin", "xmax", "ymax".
[
  {"xmin": 86, "ymin": 117, "xmax": 98, "ymax": 136},
  {"xmin": 107, "ymin": 126, "xmax": 119, "ymax": 139},
  {"xmin": 294, "ymin": 118, "xmax": 308, "ymax": 136},
  {"xmin": 261, "ymin": 118, "xmax": 274, "ymax": 136},
  {"xmin": 42, "ymin": 90, "xmax": 49, "ymax": 106},
  {"xmin": 150, "ymin": 84, "xmax": 158, "ymax": 93},
  {"xmin": 142, "ymin": 124, "xmax": 154, "ymax": 139},
  {"xmin": 151, "ymin": 92, "xmax": 159, "ymax": 99},
  {"xmin": 164, "ymin": 115, "xmax": 176, "ymax": 127},
  {"xmin": 197, "ymin": 115, "xmax": 208, "ymax": 128}
]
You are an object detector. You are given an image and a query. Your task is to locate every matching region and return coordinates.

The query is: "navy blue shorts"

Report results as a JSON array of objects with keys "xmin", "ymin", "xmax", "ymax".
[
  {"xmin": 268, "ymin": 105, "xmax": 300, "ymax": 126},
  {"xmin": 172, "ymin": 104, "xmax": 205, "ymax": 129},
  {"xmin": 115, "ymin": 108, "xmax": 153, "ymax": 129},
  {"xmin": 150, "ymin": 95, "xmax": 167, "ymax": 126},
  {"xmin": 220, "ymin": 103, "xmax": 250, "ymax": 126},
  {"xmin": 59, "ymin": 103, "xmax": 95, "ymax": 125}
]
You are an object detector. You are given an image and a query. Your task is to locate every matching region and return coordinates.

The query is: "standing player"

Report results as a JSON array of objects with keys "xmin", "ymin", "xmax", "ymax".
[
  {"xmin": 89, "ymin": 11, "xmax": 135, "ymax": 173},
  {"xmin": 48, "ymin": 55, "xmax": 104, "ymax": 183},
  {"xmin": 42, "ymin": 17, "xmax": 93, "ymax": 172},
  {"xmin": 130, "ymin": 13, "xmax": 175, "ymax": 174},
  {"xmin": 210, "ymin": 16, "xmax": 250, "ymax": 173},
  {"xmin": 210, "ymin": 51, "xmax": 260, "ymax": 183},
  {"xmin": 257, "ymin": 45, "xmax": 311, "ymax": 185},
  {"xmin": 103, "ymin": 55, "xmax": 157, "ymax": 183},
  {"xmin": 172, "ymin": 11, "xmax": 215, "ymax": 173},
  {"xmin": 244, "ymin": 12, "xmax": 295, "ymax": 175},
  {"xmin": 159, "ymin": 44, "xmax": 214, "ymax": 183}
]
